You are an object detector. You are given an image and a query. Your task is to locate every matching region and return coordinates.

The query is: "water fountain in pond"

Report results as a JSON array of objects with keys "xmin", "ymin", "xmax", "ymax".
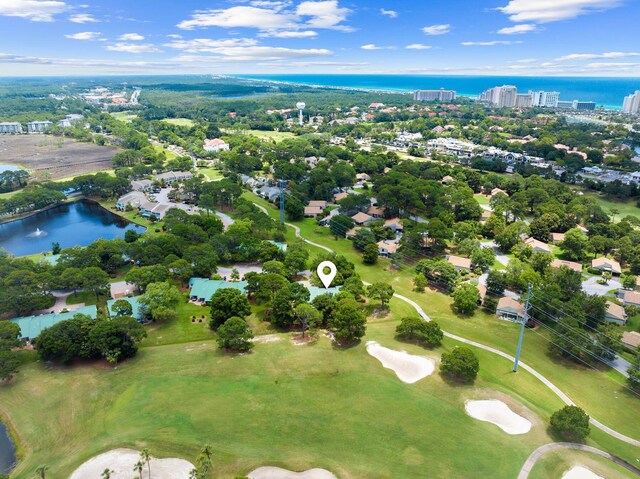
[{"xmin": 27, "ymin": 227, "xmax": 47, "ymax": 238}]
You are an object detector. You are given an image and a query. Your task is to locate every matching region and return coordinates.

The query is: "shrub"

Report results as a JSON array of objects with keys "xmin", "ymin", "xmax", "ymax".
[
  {"xmin": 217, "ymin": 317, "xmax": 254, "ymax": 352},
  {"xmin": 550, "ymin": 406, "xmax": 590, "ymax": 441},
  {"xmin": 440, "ymin": 346, "xmax": 479, "ymax": 382},
  {"xmin": 396, "ymin": 317, "xmax": 443, "ymax": 347}
]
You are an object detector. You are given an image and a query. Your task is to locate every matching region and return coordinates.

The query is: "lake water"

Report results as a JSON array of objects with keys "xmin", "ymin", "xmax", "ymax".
[
  {"xmin": 0, "ymin": 164, "xmax": 21, "ymax": 173},
  {"xmin": 0, "ymin": 199, "xmax": 146, "ymax": 256},
  {"xmin": 0, "ymin": 422, "xmax": 16, "ymax": 474}
]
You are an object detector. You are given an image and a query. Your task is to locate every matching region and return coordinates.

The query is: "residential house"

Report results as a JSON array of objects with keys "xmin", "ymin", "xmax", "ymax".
[
  {"xmin": 621, "ymin": 331, "xmax": 640, "ymax": 349},
  {"xmin": 490, "ymin": 188, "xmax": 509, "ymax": 198},
  {"xmin": 367, "ymin": 205, "xmax": 385, "ymax": 218},
  {"xmin": 377, "ymin": 241, "xmax": 399, "ymax": 258},
  {"xmin": 550, "ymin": 259, "xmax": 582, "ymax": 273},
  {"xmin": 383, "ymin": 217, "xmax": 403, "ymax": 234},
  {"xmin": 550, "ymin": 232, "xmax": 565, "ymax": 243},
  {"xmin": 11, "ymin": 305, "xmax": 98, "ymax": 340},
  {"xmin": 446, "ymin": 254, "xmax": 471, "ymax": 272},
  {"xmin": 116, "ymin": 191, "xmax": 147, "ymax": 210},
  {"xmin": 203, "ymin": 138, "xmax": 230, "ymax": 152},
  {"xmin": 334, "ymin": 192, "xmax": 349, "ymax": 202},
  {"xmin": 131, "ymin": 179, "xmax": 153, "ymax": 192},
  {"xmin": 352, "ymin": 212, "xmax": 374, "ymax": 226},
  {"xmin": 106, "ymin": 296, "xmax": 145, "ymax": 322},
  {"xmin": 308, "ymin": 200, "xmax": 328, "ymax": 209},
  {"xmin": 345, "ymin": 226, "xmax": 362, "ymax": 239},
  {"xmin": 623, "ymin": 290, "xmax": 640, "ymax": 307},
  {"xmin": 141, "ymin": 202, "xmax": 172, "ymax": 220},
  {"xmin": 524, "ymin": 237, "xmax": 552, "ymax": 254},
  {"xmin": 189, "ymin": 278, "xmax": 248, "ymax": 304},
  {"xmin": 441, "ymin": 175, "xmax": 455, "ymax": 184},
  {"xmin": 604, "ymin": 301, "xmax": 627, "ymax": 326},
  {"xmin": 477, "ymin": 284, "xmax": 487, "ymax": 304},
  {"xmin": 480, "ymin": 210, "xmax": 491, "ymax": 223},
  {"xmin": 155, "ymin": 171, "xmax": 194, "ymax": 184},
  {"xmin": 356, "ymin": 173, "xmax": 371, "ymax": 183},
  {"xmin": 304, "ymin": 206, "xmax": 324, "ymax": 218},
  {"xmin": 496, "ymin": 297, "xmax": 525, "ymax": 322},
  {"xmin": 110, "ymin": 281, "xmax": 135, "ymax": 299},
  {"xmin": 369, "ymin": 103, "xmax": 385, "ymax": 109},
  {"xmin": 592, "ymin": 257, "xmax": 622, "ymax": 275}
]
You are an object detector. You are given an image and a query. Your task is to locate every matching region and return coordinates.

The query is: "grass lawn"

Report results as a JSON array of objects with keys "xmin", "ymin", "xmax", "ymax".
[
  {"xmin": 474, "ymin": 193, "xmax": 491, "ymax": 206},
  {"xmin": 223, "ymin": 129, "xmax": 296, "ymax": 143},
  {"xmin": 197, "ymin": 167, "xmax": 224, "ymax": 181},
  {"xmin": 110, "ymin": 111, "xmax": 138, "ymax": 123},
  {"xmin": 581, "ymin": 191, "xmax": 640, "ymax": 222},
  {"xmin": 0, "ymin": 316, "xmax": 606, "ymax": 479},
  {"xmin": 161, "ymin": 118, "xmax": 195, "ymax": 127},
  {"xmin": 66, "ymin": 291, "xmax": 99, "ymax": 306},
  {"xmin": 243, "ymin": 191, "xmax": 640, "ymax": 441}
]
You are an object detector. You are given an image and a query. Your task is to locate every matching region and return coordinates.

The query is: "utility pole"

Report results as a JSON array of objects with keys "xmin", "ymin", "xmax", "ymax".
[
  {"xmin": 513, "ymin": 284, "xmax": 533, "ymax": 373},
  {"xmin": 278, "ymin": 179, "xmax": 286, "ymax": 224}
]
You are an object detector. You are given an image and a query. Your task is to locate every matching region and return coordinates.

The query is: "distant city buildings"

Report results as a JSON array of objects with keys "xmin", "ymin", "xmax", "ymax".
[
  {"xmin": 622, "ymin": 90, "xmax": 640, "ymax": 114},
  {"xmin": 0, "ymin": 122, "xmax": 23, "ymax": 134},
  {"xmin": 479, "ymin": 85, "xmax": 517, "ymax": 108},
  {"xmin": 413, "ymin": 88, "xmax": 456, "ymax": 102}
]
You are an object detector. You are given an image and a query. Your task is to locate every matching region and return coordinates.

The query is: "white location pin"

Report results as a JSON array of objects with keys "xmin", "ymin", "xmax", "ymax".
[{"xmin": 317, "ymin": 261, "xmax": 337, "ymax": 289}]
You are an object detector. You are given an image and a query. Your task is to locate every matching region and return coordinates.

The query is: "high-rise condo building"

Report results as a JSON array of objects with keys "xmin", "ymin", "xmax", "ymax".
[
  {"xmin": 413, "ymin": 88, "xmax": 457, "ymax": 101},
  {"xmin": 479, "ymin": 85, "xmax": 517, "ymax": 108},
  {"xmin": 622, "ymin": 91, "xmax": 640, "ymax": 114},
  {"xmin": 530, "ymin": 90, "xmax": 560, "ymax": 107},
  {"xmin": 515, "ymin": 93, "xmax": 533, "ymax": 108}
]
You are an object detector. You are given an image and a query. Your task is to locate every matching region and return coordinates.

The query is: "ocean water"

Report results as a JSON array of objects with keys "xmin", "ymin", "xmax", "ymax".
[{"xmin": 237, "ymin": 74, "xmax": 640, "ymax": 110}]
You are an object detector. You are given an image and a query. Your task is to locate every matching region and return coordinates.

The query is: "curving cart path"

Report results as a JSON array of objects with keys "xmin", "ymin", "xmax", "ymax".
[
  {"xmin": 253, "ymin": 200, "xmax": 640, "ymax": 448},
  {"xmin": 517, "ymin": 443, "xmax": 640, "ymax": 479}
]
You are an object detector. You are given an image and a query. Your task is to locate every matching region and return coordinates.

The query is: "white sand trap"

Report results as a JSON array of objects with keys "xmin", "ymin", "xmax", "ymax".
[
  {"xmin": 366, "ymin": 341, "xmax": 435, "ymax": 384},
  {"xmin": 248, "ymin": 466, "xmax": 337, "ymax": 479},
  {"xmin": 562, "ymin": 466, "xmax": 604, "ymax": 479},
  {"xmin": 69, "ymin": 448, "xmax": 194, "ymax": 479},
  {"xmin": 465, "ymin": 400, "xmax": 532, "ymax": 435}
]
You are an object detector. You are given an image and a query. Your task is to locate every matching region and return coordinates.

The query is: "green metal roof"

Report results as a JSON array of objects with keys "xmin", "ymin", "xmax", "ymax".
[
  {"xmin": 189, "ymin": 278, "xmax": 248, "ymax": 302},
  {"xmin": 11, "ymin": 305, "xmax": 98, "ymax": 339}
]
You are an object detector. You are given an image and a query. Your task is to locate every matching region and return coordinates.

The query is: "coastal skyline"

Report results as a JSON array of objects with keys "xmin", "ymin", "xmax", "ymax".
[{"xmin": 0, "ymin": 0, "xmax": 639, "ymax": 77}]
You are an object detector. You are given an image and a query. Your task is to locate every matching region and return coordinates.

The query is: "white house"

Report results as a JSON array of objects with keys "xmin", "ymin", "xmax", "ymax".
[{"xmin": 203, "ymin": 138, "xmax": 230, "ymax": 153}]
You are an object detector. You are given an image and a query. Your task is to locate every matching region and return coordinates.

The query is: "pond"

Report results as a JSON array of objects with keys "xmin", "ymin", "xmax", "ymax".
[
  {"xmin": 0, "ymin": 422, "xmax": 16, "ymax": 474},
  {"xmin": 0, "ymin": 199, "xmax": 146, "ymax": 256},
  {"xmin": 0, "ymin": 164, "xmax": 21, "ymax": 173}
]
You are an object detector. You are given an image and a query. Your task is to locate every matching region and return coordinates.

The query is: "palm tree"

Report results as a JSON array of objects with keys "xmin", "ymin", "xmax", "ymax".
[
  {"xmin": 133, "ymin": 460, "xmax": 144, "ymax": 479},
  {"xmin": 35, "ymin": 465, "xmax": 49, "ymax": 479},
  {"xmin": 140, "ymin": 448, "xmax": 151, "ymax": 478},
  {"xmin": 101, "ymin": 469, "xmax": 113, "ymax": 479}
]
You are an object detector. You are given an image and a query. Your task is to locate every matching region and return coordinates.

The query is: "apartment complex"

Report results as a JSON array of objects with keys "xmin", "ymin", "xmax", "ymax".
[
  {"xmin": 27, "ymin": 120, "xmax": 52, "ymax": 133},
  {"xmin": 413, "ymin": 88, "xmax": 456, "ymax": 102},
  {"xmin": 0, "ymin": 122, "xmax": 23, "ymax": 134},
  {"xmin": 622, "ymin": 90, "xmax": 640, "ymax": 115}
]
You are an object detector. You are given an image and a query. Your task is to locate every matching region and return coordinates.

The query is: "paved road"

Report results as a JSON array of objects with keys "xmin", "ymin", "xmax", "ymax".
[
  {"xmin": 254, "ymin": 200, "xmax": 640, "ymax": 448},
  {"xmin": 481, "ymin": 240, "xmax": 510, "ymax": 267},
  {"xmin": 581, "ymin": 276, "xmax": 622, "ymax": 296},
  {"xmin": 517, "ymin": 442, "xmax": 640, "ymax": 479}
]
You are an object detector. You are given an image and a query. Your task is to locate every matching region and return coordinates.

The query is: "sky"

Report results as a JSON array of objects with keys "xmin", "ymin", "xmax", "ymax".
[{"xmin": 0, "ymin": 0, "xmax": 639, "ymax": 76}]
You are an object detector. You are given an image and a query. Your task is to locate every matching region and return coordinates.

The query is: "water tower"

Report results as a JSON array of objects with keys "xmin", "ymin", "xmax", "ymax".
[{"xmin": 296, "ymin": 101, "xmax": 306, "ymax": 126}]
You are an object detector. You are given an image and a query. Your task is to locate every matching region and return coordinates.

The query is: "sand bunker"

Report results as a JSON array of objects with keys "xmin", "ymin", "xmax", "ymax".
[
  {"xmin": 69, "ymin": 448, "xmax": 194, "ymax": 479},
  {"xmin": 248, "ymin": 467, "xmax": 337, "ymax": 479},
  {"xmin": 366, "ymin": 341, "xmax": 435, "ymax": 384},
  {"xmin": 562, "ymin": 466, "xmax": 604, "ymax": 479},
  {"xmin": 464, "ymin": 399, "xmax": 532, "ymax": 435}
]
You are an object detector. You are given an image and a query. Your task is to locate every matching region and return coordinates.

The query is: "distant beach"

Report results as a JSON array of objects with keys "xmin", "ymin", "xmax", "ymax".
[{"xmin": 236, "ymin": 74, "xmax": 640, "ymax": 110}]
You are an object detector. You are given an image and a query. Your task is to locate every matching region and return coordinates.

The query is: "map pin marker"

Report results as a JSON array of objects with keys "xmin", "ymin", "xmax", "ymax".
[{"xmin": 317, "ymin": 261, "xmax": 337, "ymax": 289}]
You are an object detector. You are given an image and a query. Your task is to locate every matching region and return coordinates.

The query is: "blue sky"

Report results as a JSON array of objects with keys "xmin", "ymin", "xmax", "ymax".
[{"xmin": 0, "ymin": 0, "xmax": 639, "ymax": 76}]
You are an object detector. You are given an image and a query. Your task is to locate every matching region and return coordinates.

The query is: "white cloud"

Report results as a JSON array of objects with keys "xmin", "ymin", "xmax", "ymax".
[
  {"xmin": 380, "ymin": 8, "xmax": 397, "ymax": 18},
  {"xmin": 173, "ymin": 46, "xmax": 331, "ymax": 62},
  {"xmin": 515, "ymin": 58, "xmax": 537, "ymax": 63},
  {"xmin": 462, "ymin": 40, "xmax": 522, "ymax": 46},
  {"xmin": 296, "ymin": 1, "xmax": 351, "ymax": 30},
  {"xmin": 259, "ymin": 30, "xmax": 318, "ymax": 38},
  {"xmin": 164, "ymin": 38, "xmax": 259, "ymax": 53},
  {"xmin": 422, "ymin": 24, "xmax": 450, "ymax": 35},
  {"xmin": 105, "ymin": 43, "xmax": 162, "ymax": 53},
  {"xmin": 583, "ymin": 62, "xmax": 640, "ymax": 72},
  {"xmin": 556, "ymin": 51, "xmax": 640, "ymax": 61},
  {"xmin": 406, "ymin": 44, "xmax": 431, "ymax": 50},
  {"xmin": 119, "ymin": 33, "xmax": 144, "ymax": 41},
  {"xmin": 361, "ymin": 44, "xmax": 381, "ymax": 50},
  {"xmin": 497, "ymin": 23, "xmax": 537, "ymax": 34},
  {"xmin": 69, "ymin": 13, "xmax": 98, "ymax": 23},
  {"xmin": 65, "ymin": 31, "xmax": 102, "ymax": 41},
  {"xmin": 497, "ymin": 0, "xmax": 621, "ymax": 23},
  {"xmin": 166, "ymin": 34, "xmax": 182, "ymax": 39},
  {"xmin": 178, "ymin": 1, "xmax": 351, "ymax": 32},
  {"xmin": 0, "ymin": 0, "xmax": 69, "ymax": 22},
  {"xmin": 0, "ymin": 52, "xmax": 177, "ymax": 70}
]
